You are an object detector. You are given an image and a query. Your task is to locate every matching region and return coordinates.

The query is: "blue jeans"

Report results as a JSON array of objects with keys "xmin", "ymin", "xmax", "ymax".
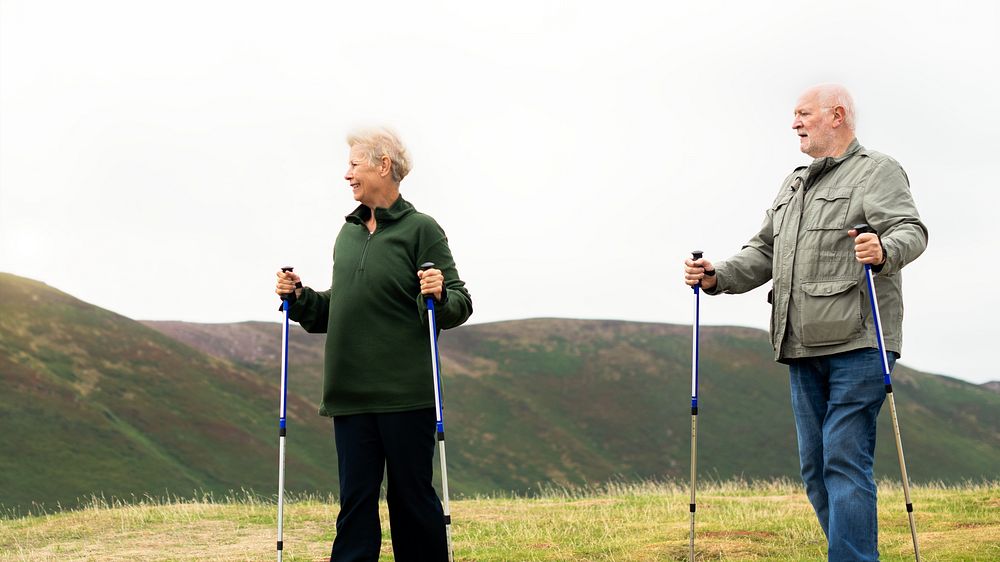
[{"xmin": 789, "ymin": 347, "xmax": 894, "ymax": 562}]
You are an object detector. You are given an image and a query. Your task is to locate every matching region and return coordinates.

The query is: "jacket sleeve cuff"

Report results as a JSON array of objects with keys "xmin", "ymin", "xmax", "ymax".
[
  {"xmin": 286, "ymin": 287, "xmax": 313, "ymax": 321},
  {"xmin": 874, "ymin": 240, "xmax": 894, "ymax": 275},
  {"xmin": 414, "ymin": 287, "xmax": 448, "ymax": 312},
  {"xmin": 702, "ymin": 264, "xmax": 725, "ymax": 295}
]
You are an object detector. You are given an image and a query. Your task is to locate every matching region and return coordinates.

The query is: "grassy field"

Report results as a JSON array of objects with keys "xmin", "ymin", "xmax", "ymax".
[{"xmin": 2, "ymin": 480, "xmax": 997, "ymax": 561}]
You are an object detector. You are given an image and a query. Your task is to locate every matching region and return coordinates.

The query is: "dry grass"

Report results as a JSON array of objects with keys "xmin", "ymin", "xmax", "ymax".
[{"xmin": 1, "ymin": 480, "xmax": 998, "ymax": 561}]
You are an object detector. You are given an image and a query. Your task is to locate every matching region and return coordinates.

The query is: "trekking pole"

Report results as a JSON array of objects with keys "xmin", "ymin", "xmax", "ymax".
[
  {"xmin": 420, "ymin": 262, "xmax": 455, "ymax": 562},
  {"xmin": 276, "ymin": 266, "xmax": 299, "ymax": 562},
  {"xmin": 688, "ymin": 250, "xmax": 711, "ymax": 562},
  {"xmin": 853, "ymin": 225, "xmax": 921, "ymax": 561}
]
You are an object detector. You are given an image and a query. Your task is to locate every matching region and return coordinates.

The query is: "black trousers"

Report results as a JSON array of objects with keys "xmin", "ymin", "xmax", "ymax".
[{"xmin": 330, "ymin": 408, "xmax": 448, "ymax": 562}]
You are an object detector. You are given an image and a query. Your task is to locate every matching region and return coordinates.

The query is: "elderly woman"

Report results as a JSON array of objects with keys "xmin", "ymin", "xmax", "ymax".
[{"xmin": 276, "ymin": 128, "xmax": 472, "ymax": 561}]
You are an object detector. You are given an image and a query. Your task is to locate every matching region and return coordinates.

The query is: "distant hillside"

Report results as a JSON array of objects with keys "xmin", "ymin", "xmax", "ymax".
[
  {"xmin": 144, "ymin": 320, "xmax": 327, "ymax": 401},
  {"xmin": 147, "ymin": 317, "xmax": 1000, "ymax": 492},
  {"xmin": 0, "ymin": 273, "xmax": 335, "ymax": 511},
  {"xmin": 982, "ymin": 381, "xmax": 1000, "ymax": 394},
  {"xmin": 3, "ymin": 272, "xmax": 998, "ymax": 512}
]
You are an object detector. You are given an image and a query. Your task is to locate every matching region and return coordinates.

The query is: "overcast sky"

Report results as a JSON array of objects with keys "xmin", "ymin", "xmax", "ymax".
[{"xmin": 2, "ymin": 1, "xmax": 997, "ymax": 384}]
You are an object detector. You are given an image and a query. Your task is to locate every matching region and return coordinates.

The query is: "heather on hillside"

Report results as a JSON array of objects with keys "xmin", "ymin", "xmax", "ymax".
[{"xmin": 3, "ymin": 272, "xmax": 999, "ymax": 513}]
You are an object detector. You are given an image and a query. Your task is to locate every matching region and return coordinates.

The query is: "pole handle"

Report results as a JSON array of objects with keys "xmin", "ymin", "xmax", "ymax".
[
  {"xmin": 419, "ymin": 262, "xmax": 436, "ymax": 306},
  {"xmin": 691, "ymin": 251, "xmax": 714, "ymax": 293},
  {"xmin": 279, "ymin": 266, "xmax": 300, "ymax": 308},
  {"xmin": 853, "ymin": 223, "xmax": 876, "ymax": 235},
  {"xmin": 691, "ymin": 251, "xmax": 714, "ymax": 276}
]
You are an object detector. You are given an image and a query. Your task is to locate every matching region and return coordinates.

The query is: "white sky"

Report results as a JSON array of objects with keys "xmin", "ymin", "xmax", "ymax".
[{"xmin": 1, "ymin": 1, "xmax": 997, "ymax": 384}]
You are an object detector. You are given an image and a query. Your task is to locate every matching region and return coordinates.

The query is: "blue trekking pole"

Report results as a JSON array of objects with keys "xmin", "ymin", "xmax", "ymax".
[
  {"xmin": 420, "ymin": 262, "xmax": 455, "ymax": 562},
  {"xmin": 688, "ymin": 250, "xmax": 711, "ymax": 562},
  {"xmin": 853, "ymin": 225, "xmax": 920, "ymax": 561},
  {"xmin": 275, "ymin": 266, "xmax": 299, "ymax": 562}
]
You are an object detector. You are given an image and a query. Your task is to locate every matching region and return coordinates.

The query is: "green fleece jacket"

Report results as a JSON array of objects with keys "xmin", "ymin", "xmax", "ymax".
[{"xmin": 289, "ymin": 195, "xmax": 472, "ymax": 416}]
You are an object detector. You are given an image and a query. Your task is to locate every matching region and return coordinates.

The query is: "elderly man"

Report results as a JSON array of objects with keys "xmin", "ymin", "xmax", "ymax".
[
  {"xmin": 276, "ymin": 128, "xmax": 472, "ymax": 562},
  {"xmin": 684, "ymin": 84, "xmax": 927, "ymax": 561}
]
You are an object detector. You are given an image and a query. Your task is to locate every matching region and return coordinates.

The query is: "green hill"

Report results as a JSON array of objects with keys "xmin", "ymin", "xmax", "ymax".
[
  {"xmin": 0, "ymin": 273, "xmax": 336, "ymax": 511},
  {"xmin": 2, "ymin": 272, "xmax": 998, "ymax": 512},
  {"xmin": 149, "ymin": 316, "xmax": 1000, "ymax": 494}
]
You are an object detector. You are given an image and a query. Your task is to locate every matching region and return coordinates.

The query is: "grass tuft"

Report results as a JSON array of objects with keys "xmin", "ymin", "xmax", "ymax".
[{"xmin": 1, "ymin": 480, "xmax": 997, "ymax": 561}]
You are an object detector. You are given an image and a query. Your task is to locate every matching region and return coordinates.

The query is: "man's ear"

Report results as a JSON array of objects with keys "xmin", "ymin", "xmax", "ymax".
[
  {"xmin": 830, "ymin": 105, "xmax": 847, "ymax": 128},
  {"xmin": 379, "ymin": 155, "xmax": 392, "ymax": 178}
]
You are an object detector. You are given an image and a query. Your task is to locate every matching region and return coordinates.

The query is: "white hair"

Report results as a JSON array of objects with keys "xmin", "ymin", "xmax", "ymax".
[
  {"xmin": 346, "ymin": 127, "xmax": 412, "ymax": 183},
  {"xmin": 811, "ymin": 83, "xmax": 857, "ymax": 131}
]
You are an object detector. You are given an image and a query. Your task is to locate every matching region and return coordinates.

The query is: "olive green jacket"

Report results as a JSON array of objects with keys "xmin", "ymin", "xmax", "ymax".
[
  {"xmin": 707, "ymin": 139, "xmax": 928, "ymax": 362},
  {"xmin": 289, "ymin": 195, "xmax": 472, "ymax": 416}
]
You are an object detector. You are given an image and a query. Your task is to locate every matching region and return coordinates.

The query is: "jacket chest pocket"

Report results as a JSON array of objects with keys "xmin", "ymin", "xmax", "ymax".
[
  {"xmin": 799, "ymin": 278, "xmax": 863, "ymax": 346},
  {"xmin": 804, "ymin": 186, "xmax": 854, "ymax": 230},
  {"xmin": 771, "ymin": 191, "xmax": 795, "ymax": 234}
]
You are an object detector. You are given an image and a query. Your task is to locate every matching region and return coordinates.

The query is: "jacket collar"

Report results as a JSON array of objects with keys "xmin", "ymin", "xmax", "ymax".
[
  {"xmin": 345, "ymin": 195, "xmax": 415, "ymax": 226},
  {"xmin": 800, "ymin": 138, "xmax": 863, "ymax": 190}
]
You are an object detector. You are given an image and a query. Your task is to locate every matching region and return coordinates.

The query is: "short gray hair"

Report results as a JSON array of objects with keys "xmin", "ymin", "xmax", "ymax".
[
  {"xmin": 346, "ymin": 127, "xmax": 412, "ymax": 183},
  {"xmin": 812, "ymin": 83, "xmax": 857, "ymax": 131}
]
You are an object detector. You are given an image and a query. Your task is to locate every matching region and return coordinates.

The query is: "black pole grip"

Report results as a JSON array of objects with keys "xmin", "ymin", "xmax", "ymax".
[
  {"xmin": 853, "ymin": 224, "xmax": 887, "ymax": 273},
  {"xmin": 691, "ymin": 250, "xmax": 715, "ymax": 277},
  {"xmin": 279, "ymin": 266, "xmax": 300, "ymax": 308},
  {"xmin": 419, "ymin": 262, "xmax": 439, "ymax": 304}
]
